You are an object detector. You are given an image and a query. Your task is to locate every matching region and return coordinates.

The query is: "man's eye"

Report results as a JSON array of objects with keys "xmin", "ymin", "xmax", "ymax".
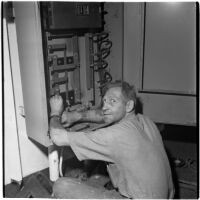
[{"xmin": 110, "ymin": 99, "xmax": 116, "ymax": 103}]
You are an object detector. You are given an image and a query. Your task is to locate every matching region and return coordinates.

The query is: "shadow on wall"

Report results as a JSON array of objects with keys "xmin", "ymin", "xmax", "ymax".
[
  {"xmin": 160, "ymin": 125, "xmax": 197, "ymax": 143},
  {"xmin": 135, "ymin": 97, "xmax": 143, "ymax": 114}
]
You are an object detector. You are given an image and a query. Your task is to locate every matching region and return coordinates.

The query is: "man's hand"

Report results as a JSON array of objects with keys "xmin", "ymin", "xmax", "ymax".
[
  {"xmin": 50, "ymin": 95, "xmax": 64, "ymax": 116},
  {"xmin": 50, "ymin": 127, "xmax": 69, "ymax": 146},
  {"xmin": 61, "ymin": 110, "xmax": 81, "ymax": 127}
]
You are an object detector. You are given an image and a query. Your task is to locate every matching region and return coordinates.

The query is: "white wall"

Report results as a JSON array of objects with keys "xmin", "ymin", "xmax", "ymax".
[
  {"xmin": 143, "ymin": 3, "xmax": 196, "ymax": 94},
  {"xmin": 123, "ymin": 3, "xmax": 144, "ymax": 87},
  {"xmin": 104, "ymin": 3, "xmax": 123, "ymax": 81},
  {"xmin": 108, "ymin": 2, "xmax": 196, "ymax": 125},
  {"xmin": 4, "ymin": 16, "xmax": 22, "ymax": 185}
]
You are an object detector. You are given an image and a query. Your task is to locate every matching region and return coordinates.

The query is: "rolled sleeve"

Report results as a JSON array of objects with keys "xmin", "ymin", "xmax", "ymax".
[{"xmin": 68, "ymin": 128, "xmax": 114, "ymax": 162}]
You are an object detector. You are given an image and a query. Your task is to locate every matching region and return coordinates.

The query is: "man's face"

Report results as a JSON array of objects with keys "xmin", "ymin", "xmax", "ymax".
[{"xmin": 102, "ymin": 87, "xmax": 127, "ymax": 124}]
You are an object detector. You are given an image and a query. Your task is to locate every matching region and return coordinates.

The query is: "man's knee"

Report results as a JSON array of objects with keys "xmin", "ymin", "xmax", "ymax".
[
  {"xmin": 53, "ymin": 177, "xmax": 81, "ymax": 198},
  {"xmin": 53, "ymin": 178, "xmax": 66, "ymax": 197}
]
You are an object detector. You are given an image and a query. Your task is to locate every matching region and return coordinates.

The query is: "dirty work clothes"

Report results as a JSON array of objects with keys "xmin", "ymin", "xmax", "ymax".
[
  {"xmin": 55, "ymin": 113, "xmax": 174, "ymax": 199},
  {"xmin": 53, "ymin": 177, "xmax": 125, "ymax": 199}
]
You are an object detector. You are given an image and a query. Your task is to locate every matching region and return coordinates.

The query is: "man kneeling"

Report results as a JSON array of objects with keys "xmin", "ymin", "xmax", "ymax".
[{"xmin": 49, "ymin": 80, "xmax": 174, "ymax": 199}]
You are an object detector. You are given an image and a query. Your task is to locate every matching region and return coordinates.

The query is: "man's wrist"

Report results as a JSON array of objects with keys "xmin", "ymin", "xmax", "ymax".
[
  {"xmin": 50, "ymin": 115, "xmax": 61, "ymax": 121},
  {"xmin": 50, "ymin": 115, "xmax": 63, "ymax": 129},
  {"xmin": 51, "ymin": 112, "xmax": 60, "ymax": 116}
]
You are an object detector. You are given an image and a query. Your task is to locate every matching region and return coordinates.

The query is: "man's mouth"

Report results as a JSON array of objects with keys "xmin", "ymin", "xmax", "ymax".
[
  {"xmin": 103, "ymin": 112, "xmax": 111, "ymax": 116},
  {"xmin": 103, "ymin": 114, "xmax": 113, "ymax": 120}
]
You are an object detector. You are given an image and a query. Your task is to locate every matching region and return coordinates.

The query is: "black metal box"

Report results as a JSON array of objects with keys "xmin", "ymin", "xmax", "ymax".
[{"xmin": 44, "ymin": 2, "xmax": 103, "ymax": 32}]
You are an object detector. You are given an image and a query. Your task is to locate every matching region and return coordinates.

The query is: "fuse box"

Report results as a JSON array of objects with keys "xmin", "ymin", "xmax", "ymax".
[
  {"xmin": 41, "ymin": 2, "xmax": 104, "ymax": 34},
  {"xmin": 40, "ymin": 2, "xmax": 112, "ymax": 115}
]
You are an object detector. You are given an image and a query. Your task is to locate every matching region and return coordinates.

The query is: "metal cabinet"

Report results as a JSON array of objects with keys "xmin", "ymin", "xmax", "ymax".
[{"xmin": 123, "ymin": 2, "xmax": 196, "ymax": 125}]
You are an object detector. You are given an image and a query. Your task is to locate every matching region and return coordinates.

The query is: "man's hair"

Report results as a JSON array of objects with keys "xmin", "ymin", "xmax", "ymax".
[{"xmin": 102, "ymin": 80, "xmax": 138, "ymax": 109}]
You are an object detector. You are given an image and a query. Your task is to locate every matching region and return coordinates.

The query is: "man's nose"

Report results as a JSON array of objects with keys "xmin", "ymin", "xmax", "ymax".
[{"xmin": 102, "ymin": 102, "xmax": 109, "ymax": 111}]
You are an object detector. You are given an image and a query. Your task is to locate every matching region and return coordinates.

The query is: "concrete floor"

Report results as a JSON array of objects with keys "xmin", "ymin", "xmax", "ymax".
[{"xmin": 162, "ymin": 124, "xmax": 197, "ymax": 199}]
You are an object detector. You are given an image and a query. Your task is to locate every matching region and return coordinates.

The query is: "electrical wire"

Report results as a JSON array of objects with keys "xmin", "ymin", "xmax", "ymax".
[{"xmin": 92, "ymin": 32, "xmax": 113, "ymax": 93}]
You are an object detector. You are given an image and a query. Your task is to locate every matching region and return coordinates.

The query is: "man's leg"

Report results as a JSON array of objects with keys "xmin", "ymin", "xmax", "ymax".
[{"xmin": 53, "ymin": 177, "xmax": 124, "ymax": 199}]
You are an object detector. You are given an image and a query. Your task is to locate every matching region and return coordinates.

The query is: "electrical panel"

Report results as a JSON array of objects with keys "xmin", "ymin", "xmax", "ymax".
[
  {"xmin": 40, "ymin": 3, "xmax": 112, "ymax": 115},
  {"xmin": 41, "ymin": 2, "xmax": 104, "ymax": 34},
  {"xmin": 46, "ymin": 34, "xmax": 81, "ymax": 107}
]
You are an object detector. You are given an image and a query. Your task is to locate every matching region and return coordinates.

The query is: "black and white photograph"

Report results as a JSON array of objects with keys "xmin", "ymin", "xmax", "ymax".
[{"xmin": 3, "ymin": 1, "xmax": 198, "ymax": 199}]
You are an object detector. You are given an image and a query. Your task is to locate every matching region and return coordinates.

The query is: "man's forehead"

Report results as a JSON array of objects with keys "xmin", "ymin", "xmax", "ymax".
[{"xmin": 104, "ymin": 87, "xmax": 122, "ymax": 98}]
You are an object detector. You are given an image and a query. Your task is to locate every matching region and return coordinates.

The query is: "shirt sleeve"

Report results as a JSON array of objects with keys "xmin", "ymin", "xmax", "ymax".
[{"xmin": 68, "ymin": 127, "xmax": 115, "ymax": 162}]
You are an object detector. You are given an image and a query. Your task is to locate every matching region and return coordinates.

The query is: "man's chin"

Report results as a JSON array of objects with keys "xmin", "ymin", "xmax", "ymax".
[{"xmin": 103, "ymin": 116, "xmax": 114, "ymax": 124}]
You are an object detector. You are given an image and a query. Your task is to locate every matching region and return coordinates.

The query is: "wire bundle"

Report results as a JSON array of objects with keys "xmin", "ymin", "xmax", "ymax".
[{"xmin": 92, "ymin": 32, "xmax": 113, "ymax": 94}]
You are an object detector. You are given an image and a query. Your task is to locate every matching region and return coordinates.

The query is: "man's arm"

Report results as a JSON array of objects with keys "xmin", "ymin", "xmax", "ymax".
[
  {"xmin": 61, "ymin": 109, "xmax": 104, "ymax": 127},
  {"xmin": 50, "ymin": 116, "xmax": 70, "ymax": 146},
  {"xmin": 49, "ymin": 95, "xmax": 70, "ymax": 146},
  {"xmin": 80, "ymin": 109, "xmax": 104, "ymax": 122},
  {"xmin": 49, "ymin": 95, "xmax": 104, "ymax": 145}
]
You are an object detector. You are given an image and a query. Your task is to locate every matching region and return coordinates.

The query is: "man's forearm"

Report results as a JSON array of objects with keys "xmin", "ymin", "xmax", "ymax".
[
  {"xmin": 50, "ymin": 116, "xmax": 70, "ymax": 146},
  {"xmin": 50, "ymin": 116, "xmax": 64, "ymax": 129},
  {"xmin": 79, "ymin": 109, "xmax": 104, "ymax": 123}
]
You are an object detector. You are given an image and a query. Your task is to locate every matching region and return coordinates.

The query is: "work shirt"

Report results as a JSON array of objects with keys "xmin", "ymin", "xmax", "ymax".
[{"xmin": 68, "ymin": 113, "xmax": 175, "ymax": 199}]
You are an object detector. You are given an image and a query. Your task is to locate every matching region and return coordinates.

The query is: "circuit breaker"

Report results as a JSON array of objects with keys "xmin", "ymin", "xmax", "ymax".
[{"xmin": 45, "ymin": 33, "xmax": 81, "ymax": 107}]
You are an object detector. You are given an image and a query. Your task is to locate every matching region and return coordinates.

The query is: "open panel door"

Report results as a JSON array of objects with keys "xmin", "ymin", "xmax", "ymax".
[
  {"xmin": 4, "ymin": 15, "xmax": 23, "ymax": 184},
  {"xmin": 14, "ymin": 2, "xmax": 50, "ymax": 146}
]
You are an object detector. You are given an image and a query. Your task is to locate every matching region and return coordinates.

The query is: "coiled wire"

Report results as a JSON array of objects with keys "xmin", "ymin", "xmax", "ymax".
[{"xmin": 92, "ymin": 32, "xmax": 113, "ymax": 93}]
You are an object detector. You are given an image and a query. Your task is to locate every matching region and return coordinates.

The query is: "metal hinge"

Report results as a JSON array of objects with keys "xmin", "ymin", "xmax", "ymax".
[{"xmin": 19, "ymin": 106, "xmax": 25, "ymax": 118}]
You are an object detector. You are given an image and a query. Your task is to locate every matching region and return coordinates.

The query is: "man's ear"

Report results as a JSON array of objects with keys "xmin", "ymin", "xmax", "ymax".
[{"xmin": 126, "ymin": 100, "xmax": 134, "ymax": 113}]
